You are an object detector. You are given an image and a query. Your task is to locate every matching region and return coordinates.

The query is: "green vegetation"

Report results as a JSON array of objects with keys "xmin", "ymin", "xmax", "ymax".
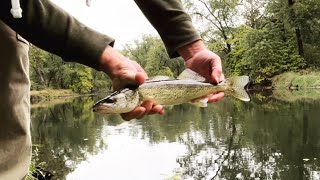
[
  {"xmin": 29, "ymin": 0, "xmax": 320, "ymax": 93},
  {"xmin": 122, "ymin": 35, "xmax": 185, "ymax": 78},
  {"xmin": 29, "ymin": 47, "xmax": 111, "ymax": 94},
  {"xmin": 272, "ymin": 70, "xmax": 320, "ymax": 88},
  {"xmin": 31, "ymin": 89, "xmax": 77, "ymax": 99},
  {"xmin": 184, "ymin": 0, "xmax": 319, "ymax": 84},
  {"xmin": 26, "ymin": 148, "xmax": 44, "ymax": 180}
]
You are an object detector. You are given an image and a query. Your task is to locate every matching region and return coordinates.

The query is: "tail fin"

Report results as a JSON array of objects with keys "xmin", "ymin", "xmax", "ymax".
[{"xmin": 225, "ymin": 76, "xmax": 250, "ymax": 102}]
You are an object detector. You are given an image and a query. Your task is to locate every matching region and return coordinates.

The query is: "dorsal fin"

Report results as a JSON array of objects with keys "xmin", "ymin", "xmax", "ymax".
[
  {"xmin": 147, "ymin": 76, "xmax": 173, "ymax": 82},
  {"xmin": 177, "ymin": 69, "xmax": 206, "ymax": 82}
]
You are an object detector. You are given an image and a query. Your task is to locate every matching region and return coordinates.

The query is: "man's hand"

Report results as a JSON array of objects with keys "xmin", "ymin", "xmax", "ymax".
[
  {"xmin": 178, "ymin": 40, "xmax": 225, "ymax": 102},
  {"xmin": 99, "ymin": 46, "xmax": 164, "ymax": 120}
]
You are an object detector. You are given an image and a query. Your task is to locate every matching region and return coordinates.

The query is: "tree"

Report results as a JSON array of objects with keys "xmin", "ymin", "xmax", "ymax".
[
  {"xmin": 292, "ymin": 0, "xmax": 320, "ymax": 68},
  {"xmin": 123, "ymin": 35, "xmax": 185, "ymax": 77},
  {"xmin": 227, "ymin": 23, "xmax": 305, "ymax": 84},
  {"xmin": 29, "ymin": 46, "xmax": 110, "ymax": 93},
  {"xmin": 241, "ymin": 0, "xmax": 268, "ymax": 29},
  {"xmin": 184, "ymin": 0, "xmax": 240, "ymax": 54}
]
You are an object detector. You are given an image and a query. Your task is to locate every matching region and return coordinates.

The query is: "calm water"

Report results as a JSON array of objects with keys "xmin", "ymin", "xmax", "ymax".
[{"xmin": 31, "ymin": 90, "xmax": 320, "ymax": 180}]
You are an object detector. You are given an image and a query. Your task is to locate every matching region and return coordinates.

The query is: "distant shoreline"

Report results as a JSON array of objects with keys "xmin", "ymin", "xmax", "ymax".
[
  {"xmin": 30, "ymin": 89, "xmax": 79, "ymax": 103},
  {"xmin": 272, "ymin": 70, "xmax": 320, "ymax": 90}
]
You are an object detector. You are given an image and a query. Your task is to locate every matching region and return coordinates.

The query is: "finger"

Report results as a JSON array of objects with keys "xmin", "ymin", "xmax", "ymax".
[
  {"xmin": 134, "ymin": 104, "xmax": 164, "ymax": 119},
  {"xmin": 158, "ymin": 109, "xmax": 165, "ymax": 115},
  {"xmin": 219, "ymin": 73, "xmax": 225, "ymax": 81},
  {"xmin": 136, "ymin": 101, "xmax": 153, "ymax": 118},
  {"xmin": 121, "ymin": 106, "xmax": 146, "ymax": 121},
  {"xmin": 208, "ymin": 92, "xmax": 225, "ymax": 103},
  {"xmin": 148, "ymin": 105, "xmax": 164, "ymax": 115}
]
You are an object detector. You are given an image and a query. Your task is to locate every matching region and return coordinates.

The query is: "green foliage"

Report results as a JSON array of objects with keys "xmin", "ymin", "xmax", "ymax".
[
  {"xmin": 249, "ymin": 26, "xmax": 304, "ymax": 82},
  {"xmin": 183, "ymin": 0, "xmax": 319, "ymax": 85},
  {"xmin": 68, "ymin": 64, "xmax": 93, "ymax": 94},
  {"xmin": 123, "ymin": 35, "xmax": 185, "ymax": 78},
  {"xmin": 184, "ymin": 0, "xmax": 240, "ymax": 54},
  {"xmin": 29, "ymin": 46, "xmax": 110, "ymax": 93},
  {"xmin": 272, "ymin": 70, "xmax": 320, "ymax": 88},
  {"xmin": 227, "ymin": 24, "xmax": 305, "ymax": 83}
]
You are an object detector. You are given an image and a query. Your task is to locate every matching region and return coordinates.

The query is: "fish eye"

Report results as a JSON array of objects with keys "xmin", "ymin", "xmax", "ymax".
[{"xmin": 104, "ymin": 98, "xmax": 116, "ymax": 103}]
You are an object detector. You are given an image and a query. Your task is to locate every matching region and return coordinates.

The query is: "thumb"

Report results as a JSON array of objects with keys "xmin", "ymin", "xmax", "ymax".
[
  {"xmin": 135, "ymin": 72, "xmax": 147, "ymax": 85},
  {"xmin": 210, "ymin": 56, "xmax": 223, "ymax": 83},
  {"xmin": 211, "ymin": 69, "xmax": 223, "ymax": 84},
  {"xmin": 112, "ymin": 71, "xmax": 139, "ymax": 91}
]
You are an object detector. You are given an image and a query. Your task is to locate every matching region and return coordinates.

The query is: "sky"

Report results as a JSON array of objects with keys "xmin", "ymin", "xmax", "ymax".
[{"xmin": 50, "ymin": 0, "xmax": 158, "ymax": 49}]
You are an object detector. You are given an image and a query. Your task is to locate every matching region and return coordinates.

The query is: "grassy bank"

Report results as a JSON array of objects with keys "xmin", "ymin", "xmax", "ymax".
[
  {"xmin": 30, "ymin": 89, "xmax": 79, "ymax": 102},
  {"xmin": 272, "ymin": 70, "xmax": 320, "ymax": 89}
]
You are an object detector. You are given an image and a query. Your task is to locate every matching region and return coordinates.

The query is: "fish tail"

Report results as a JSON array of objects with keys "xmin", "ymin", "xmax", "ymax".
[{"xmin": 225, "ymin": 76, "xmax": 250, "ymax": 101}]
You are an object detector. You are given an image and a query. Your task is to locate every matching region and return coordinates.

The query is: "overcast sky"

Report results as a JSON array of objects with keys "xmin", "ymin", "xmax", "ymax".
[{"xmin": 50, "ymin": 0, "xmax": 158, "ymax": 49}]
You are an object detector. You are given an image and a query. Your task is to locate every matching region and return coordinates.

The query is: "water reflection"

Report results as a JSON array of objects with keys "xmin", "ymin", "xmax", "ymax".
[{"xmin": 31, "ymin": 90, "xmax": 320, "ymax": 179}]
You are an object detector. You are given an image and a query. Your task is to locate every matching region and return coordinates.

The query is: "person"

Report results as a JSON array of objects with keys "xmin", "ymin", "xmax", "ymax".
[{"xmin": 0, "ymin": 0, "xmax": 224, "ymax": 179}]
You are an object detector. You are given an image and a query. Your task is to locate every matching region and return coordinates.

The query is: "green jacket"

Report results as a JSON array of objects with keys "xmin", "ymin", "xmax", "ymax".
[{"xmin": 0, "ymin": 0, "xmax": 200, "ymax": 70}]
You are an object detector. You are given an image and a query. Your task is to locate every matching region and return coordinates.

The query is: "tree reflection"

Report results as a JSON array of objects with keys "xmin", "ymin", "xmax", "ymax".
[
  {"xmin": 137, "ymin": 92, "xmax": 320, "ymax": 179},
  {"xmin": 31, "ymin": 97, "xmax": 107, "ymax": 178}
]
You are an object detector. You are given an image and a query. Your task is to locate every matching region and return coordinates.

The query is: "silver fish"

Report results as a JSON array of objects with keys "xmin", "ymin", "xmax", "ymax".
[{"xmin": 93, "ymin": 69, "xmax": 250, "ymax": 114}]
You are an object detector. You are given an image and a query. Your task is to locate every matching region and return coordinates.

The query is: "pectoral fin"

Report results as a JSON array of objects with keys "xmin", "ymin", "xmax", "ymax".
[{"xmin": 189, "ymin": 97, "xmax": 209, "ymax": 107}]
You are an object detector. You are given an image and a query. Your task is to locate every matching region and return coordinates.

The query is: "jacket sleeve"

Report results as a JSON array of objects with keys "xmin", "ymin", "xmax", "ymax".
[
  {"xmin": 134, "ymin": 0, "xmax": 201, "ymax": 58},
  {"xmin": 0, "ymin": 0, "xmax": 114, "ymax": 70}
]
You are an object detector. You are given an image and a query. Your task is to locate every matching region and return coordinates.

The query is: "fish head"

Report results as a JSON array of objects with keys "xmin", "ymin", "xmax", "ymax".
[{"xmin": 92, "ymin": 89, "xmax": 140, "ymax": 114}]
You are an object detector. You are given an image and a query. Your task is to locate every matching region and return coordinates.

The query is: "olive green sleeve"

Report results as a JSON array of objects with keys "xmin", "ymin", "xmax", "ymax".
[
  {"xmin": 0, "ymin": 0, "xmax": 114, "ymax": 70},
  {"xmin": 134, "ymin": 0, "xmax": 201, "ymax": 58}
]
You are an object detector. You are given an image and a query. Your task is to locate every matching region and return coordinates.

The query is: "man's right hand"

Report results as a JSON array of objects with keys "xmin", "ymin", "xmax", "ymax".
[
  {"xmin": 178, "ymin": 40, "xmax": 225, "ymax": 103},
  {"xmin": 99, "ymin": 46, "xmax": 164, "ymax": 120}
]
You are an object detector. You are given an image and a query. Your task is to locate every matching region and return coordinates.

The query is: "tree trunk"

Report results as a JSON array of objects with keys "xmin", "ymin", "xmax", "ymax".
[
  {"xmin": 295, "ymin": 28, "xmax": 304, "ymax": 57},
  {"xmin": 288, "ymin": 0, "xmax": 304, "ymax": 57}
]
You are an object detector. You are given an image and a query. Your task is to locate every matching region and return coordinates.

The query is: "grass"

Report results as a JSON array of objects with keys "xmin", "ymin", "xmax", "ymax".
[
  {"xmin": 30, "ymin": 89, "xmax": 78, "ymax": 102},
  {"xmin": 272, "ymin": 70, "xmax": 320, "ymax": 89}
]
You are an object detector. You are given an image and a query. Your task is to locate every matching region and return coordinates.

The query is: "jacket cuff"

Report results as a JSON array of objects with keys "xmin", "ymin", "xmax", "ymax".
[{"xmin": 160, "ymin": 19, "xmax": 201, "ymax": 58}]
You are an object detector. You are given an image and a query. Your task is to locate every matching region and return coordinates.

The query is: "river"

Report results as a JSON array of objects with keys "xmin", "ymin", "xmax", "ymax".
[{"xmin": 30, "ymin": 90, "xmax": 320, "ymax": 180}]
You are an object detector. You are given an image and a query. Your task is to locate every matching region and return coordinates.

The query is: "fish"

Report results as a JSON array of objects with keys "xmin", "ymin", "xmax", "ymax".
[{"xmin": 92, "ymin": 69, "xmax": 250, "ymax": 114}]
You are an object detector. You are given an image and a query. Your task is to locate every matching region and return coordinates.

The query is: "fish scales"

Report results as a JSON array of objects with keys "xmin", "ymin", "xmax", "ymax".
[{"xmin": 138, "ymin": 80, "xmax": 225, "ymax": 105}]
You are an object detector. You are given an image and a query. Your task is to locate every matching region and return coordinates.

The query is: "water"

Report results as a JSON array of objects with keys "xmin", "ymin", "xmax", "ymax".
[{"xmin": 30, "ymin": 90, "xmax": 320, "ymax": 180}]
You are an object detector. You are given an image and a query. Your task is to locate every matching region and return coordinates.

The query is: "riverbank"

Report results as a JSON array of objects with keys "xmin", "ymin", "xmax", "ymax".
[
  {"xmin": 30, "ymin": 89, "xmax": 79, "ymax": 102},
  {"xmin": 272, "ymin": 70, "xmax": 320, "ymax": 89}
]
